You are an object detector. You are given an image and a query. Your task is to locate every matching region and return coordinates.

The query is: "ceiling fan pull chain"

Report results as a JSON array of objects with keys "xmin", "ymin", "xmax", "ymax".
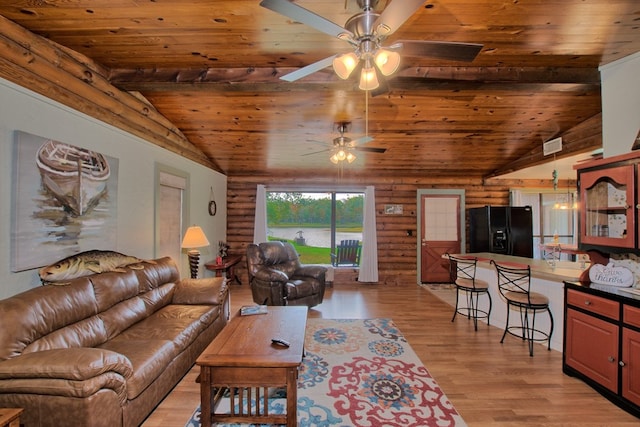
[{"xmin": 365, "ymin": 89, "xmax": 369, "ymax": 138}]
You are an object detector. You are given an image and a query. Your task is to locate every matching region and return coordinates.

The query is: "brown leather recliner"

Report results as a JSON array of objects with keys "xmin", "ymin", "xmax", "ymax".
[{"xmin": 246, "ymin": 241, "xmax": 327, "ymax": 307}]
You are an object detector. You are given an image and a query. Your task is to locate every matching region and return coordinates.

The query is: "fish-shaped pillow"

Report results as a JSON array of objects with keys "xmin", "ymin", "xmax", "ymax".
[{"xmin": 39, "ymin": 250, "xmax": 153, "ymax": 285}]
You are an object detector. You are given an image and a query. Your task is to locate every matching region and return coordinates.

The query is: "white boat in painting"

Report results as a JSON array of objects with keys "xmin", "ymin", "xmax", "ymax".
[{"xmin": 36, "ymin": 139, "xmax": 110, "ymax": 216}]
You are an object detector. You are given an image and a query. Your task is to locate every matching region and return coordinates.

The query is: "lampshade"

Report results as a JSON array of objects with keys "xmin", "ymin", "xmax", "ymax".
[
  {"xmin": 330, "ymin": 153, "xmax": 339, "ymax": 164},
  {"xmin": 333, "ymin": 52, "xmax": 359, "ymax": 79},
  {"xmin": 374, "ymin": 49, "xmax": 400, "ymax": 76},
  {"xmin": 346, "ymin": 151, "xmax": 356, "ymax": 163},
  {"xmin": 359, "ymin": 61, "xmax": 379, "ymax": 91},
  {"xmin": 181, "ymin": 226, "xmax": 210, "ymax": 249}
]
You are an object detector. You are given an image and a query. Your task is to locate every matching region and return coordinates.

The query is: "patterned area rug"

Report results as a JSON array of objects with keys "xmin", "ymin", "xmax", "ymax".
[{"xmin": 186, "ymin": 318, "xmax": 466, "ymax": 427}]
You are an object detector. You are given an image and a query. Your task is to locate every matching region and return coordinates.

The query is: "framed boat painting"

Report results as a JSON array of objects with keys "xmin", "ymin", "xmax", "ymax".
[{"xmin": 11, "ymin": 131, "xmax": 119, "ymax": 272}]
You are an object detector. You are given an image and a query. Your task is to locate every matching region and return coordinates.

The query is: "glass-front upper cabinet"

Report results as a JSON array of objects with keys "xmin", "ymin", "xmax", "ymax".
[{"xmin": 579, "ymin": 164, "xmax": 635, "ymax": 248}]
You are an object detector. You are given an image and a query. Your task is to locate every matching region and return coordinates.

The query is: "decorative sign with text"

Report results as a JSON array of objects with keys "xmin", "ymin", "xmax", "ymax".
[{"xmin": 589, "ymin": 263, "xmax": 634, "ymax": 287}]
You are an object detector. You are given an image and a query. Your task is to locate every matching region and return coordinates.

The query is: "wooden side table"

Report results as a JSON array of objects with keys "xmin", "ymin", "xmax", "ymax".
[
  {"xmin": 205, "ymin": 254, "xmax": 243, "ymax": 285},
  {"xmin": 0, "ymin": 408, "xmax": 23, "ymax": 427}
]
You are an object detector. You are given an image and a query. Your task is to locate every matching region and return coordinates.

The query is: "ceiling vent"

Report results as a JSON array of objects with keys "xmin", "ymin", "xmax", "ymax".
[{"xmin": 543, "ymin": 137, "xmax": 563, "ymax": 156}]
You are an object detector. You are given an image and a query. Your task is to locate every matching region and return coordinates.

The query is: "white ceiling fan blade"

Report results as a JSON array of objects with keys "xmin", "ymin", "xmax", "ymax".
[
  {"xmin": 260, "ymin": 0, "xmax": 354, "ymax": 41},
  {"xmin": 301, "ymin": 148, "xmax": 331, "ymax": 156},
  {"xmin": 280, "ymin": 55, "xmax": 337, "ymax": 82},
  {"xmin": 396, "ymin": 40, "xmax": 483, "ymax": 62},
  {"xmin": 373, "ymin": 0, "xmax": 427, "ymax": 39},
  {"xmin": 351, "ymin": 136, "xmax": 374, "ymax": 145}
]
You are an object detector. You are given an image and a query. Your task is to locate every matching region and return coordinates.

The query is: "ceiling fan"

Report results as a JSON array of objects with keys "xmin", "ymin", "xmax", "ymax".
[
  {"xmin": 304, "ymin": 122, "xmax": 387, "ymax": 164},
  {"xmin": 260, "ymin": 0, "xmax": 483, "ymax": 91}
]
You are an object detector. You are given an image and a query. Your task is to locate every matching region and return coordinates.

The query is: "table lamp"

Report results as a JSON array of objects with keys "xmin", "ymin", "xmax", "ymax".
[{"xmin": 181, "ymin": 225, "xmax": 210, "ymax": 278}]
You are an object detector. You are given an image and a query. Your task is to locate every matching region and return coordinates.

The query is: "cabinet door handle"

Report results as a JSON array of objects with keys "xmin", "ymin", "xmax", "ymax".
[
  {"xmin": 619, "ymin": 360, "xmax": 626, "ymax": 367},
  {"xmin": 584, "ymin": 300, "xmax": 591, "ymax": 306},
  {"xmin": 608, "ymin": 356, "xmax": 616, "ymax": 363}
]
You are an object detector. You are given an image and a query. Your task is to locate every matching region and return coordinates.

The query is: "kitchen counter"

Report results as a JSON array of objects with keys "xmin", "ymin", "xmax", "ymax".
[
  {"xmin": 455, "ymin": 252, "xmax": 589, "ymax": 282},
  {"xmin": 443, "ymin": 252, "xmax": 590, "ymax": 351}
]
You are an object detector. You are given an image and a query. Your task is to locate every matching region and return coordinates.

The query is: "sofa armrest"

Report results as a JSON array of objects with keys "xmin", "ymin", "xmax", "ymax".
[
  {"xmin": 253, "ymin": 267, "xmax": 289, "ymax": 283},
  {"xmin": 173, "ymin": 276, "xmax": 229, "ymax": 305},
  {"xmin": 0, "ymin": 348, "xmax": 133, "ymax": 381},
  {"xmin": 294, "ymin": 265, "xmax": 327, "ymax": 280}
]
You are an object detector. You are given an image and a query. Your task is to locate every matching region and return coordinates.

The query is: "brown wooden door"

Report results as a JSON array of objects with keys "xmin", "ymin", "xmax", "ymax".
[{"xmin": 420, "ymin": 193, "xmax": 462, "ymax": 283}]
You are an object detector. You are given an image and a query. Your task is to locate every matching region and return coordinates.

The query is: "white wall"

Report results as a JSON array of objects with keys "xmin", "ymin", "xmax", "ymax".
[
  {"xmin": 600, "ymin": 51, "xmax": 640, "ymax": 156},
  {"xmin": 0, "ymin": 78, "xmax": 227, "ymax": 299}
]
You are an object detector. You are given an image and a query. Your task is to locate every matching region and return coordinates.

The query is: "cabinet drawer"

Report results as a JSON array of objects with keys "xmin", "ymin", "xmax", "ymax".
[
  {"xmin": 566, "ymin": 289, "xmax": 620, "ymax": 320},
  {"xmin": 624, "ymin": 305, "xmax": 640, "ymax": 328}
]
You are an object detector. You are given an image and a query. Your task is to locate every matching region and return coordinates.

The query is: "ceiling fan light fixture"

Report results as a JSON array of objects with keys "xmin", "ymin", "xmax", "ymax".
[
  {"xmin": 359, "ymin": 61, "xmax": 379, "ymax": 90},
  {"xmin": 336, "ymin": 149, "xmax": 347, "ymax": 161},
  {"xmin": 374, "ymin": 49, "xmax": 400, "ymax": 76},
  {"xmin": 333, "ymin": 52, "xmax": 359, "ymax": 79},
  {"xmin": 330, "ymin": 153, "xmax": 339, "ymax": 164},
  {"xmin": 346, "ymin": 151, "xmax": 356, "ymax": 163}
]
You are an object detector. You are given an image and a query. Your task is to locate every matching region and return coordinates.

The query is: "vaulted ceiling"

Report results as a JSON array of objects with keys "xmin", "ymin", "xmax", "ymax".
[{"xmin": 1, "ymin": 0, "xmax": 638, "ymax": 179}]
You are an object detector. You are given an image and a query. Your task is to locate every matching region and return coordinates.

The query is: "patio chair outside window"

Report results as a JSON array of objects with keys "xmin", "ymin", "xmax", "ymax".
[{"xmin": 331, "ymin": 239, "xmax": 361, "ymax": 267}]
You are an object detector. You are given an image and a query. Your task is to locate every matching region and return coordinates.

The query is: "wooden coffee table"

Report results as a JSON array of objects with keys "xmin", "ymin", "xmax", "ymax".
[
  {"xmin": 0, "ymin": 408, "xmax": 23, "ymax": 427},
  {"xmin": 197, "ymin": 306, "xmax": 307, "ymax": 427}
]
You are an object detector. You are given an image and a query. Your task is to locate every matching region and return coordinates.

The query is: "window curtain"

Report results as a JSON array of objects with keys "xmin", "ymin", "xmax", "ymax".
[
  {"xmin": 253, "ymin": 184, "xmax": 268, "ymax": 244},
  {"xmin": 358, "ymin": 185, "xmax": 379, "ymax": 283}
]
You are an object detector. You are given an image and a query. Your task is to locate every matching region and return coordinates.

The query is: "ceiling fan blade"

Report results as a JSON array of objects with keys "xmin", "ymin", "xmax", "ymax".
[
  {"xmin": 260, "ymin": 0, "xmax": 353, "ymax": 41},
  {"xmin": 351, "ymin": 136, "xmax": 374, "ymax": 145},
  {"xmin": 280, "ymin": 55, "xmax": 337, "ymax": 81},
  {"xmin": 306, "ymin": 139, "xmax": 331, "ymax": 146},
  {"xmin": 373, "ymin": 0, "xmax": 427, "ymax": 39},
  {"xmin": 355, "ymin": 146, "xmax": 387, "ymax": 153},
  {"xmin": 301, "ymin": 148, "xmax": 331, "ymax": 156},
  {"xmin": 397, "ymin": 40, "xmax": 483, "ymax": 62}
]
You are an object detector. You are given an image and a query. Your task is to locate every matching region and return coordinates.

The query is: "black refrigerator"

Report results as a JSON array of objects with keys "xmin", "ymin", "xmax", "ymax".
[{"xmin": 468, "ymin": 206, "xmax": 533, "ymax": 258}]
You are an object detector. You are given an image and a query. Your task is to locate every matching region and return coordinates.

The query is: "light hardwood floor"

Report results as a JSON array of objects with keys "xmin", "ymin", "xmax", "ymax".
[{"xmin": 141, "ymin": 282, "xmax": 639, "ymax": 427}]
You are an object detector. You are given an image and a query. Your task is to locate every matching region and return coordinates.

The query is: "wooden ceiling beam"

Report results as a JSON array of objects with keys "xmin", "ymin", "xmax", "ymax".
[
  {"xmin": 0, "ymin": 15, "xmax": 217, "ymax": 171},
  {"xmin": 108, "ymin": 66, "xmax": 600, "ymax": 92}
]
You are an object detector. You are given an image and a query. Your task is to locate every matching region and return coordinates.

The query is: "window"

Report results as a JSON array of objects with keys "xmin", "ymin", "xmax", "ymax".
[
  {"xmin": 266, "ymin": 191, "xmax": 363, "ymax": 264},
  {"xmin": 513, "ymin": 189, "xmax": 577, "ymax": 260}
]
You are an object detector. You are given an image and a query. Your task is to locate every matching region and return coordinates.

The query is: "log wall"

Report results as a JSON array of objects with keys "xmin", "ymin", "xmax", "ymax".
[{"xmin": 227, "ymin": 175, "xmax": 568, "ymax": 286}]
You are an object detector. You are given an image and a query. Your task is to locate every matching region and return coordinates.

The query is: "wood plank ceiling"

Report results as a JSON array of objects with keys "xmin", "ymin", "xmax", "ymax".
[{"xmin": 1, "ymin": 0, "xmax": 638, "ymax": 179}]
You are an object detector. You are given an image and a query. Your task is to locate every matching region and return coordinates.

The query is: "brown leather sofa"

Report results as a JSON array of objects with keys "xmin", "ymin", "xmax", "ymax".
[
  {"xmin": 246, "ymin": 241, "xmax": 327, "ymax": 307},
  {"xmin": 0, "ymin": 257, "xmax": 230, "ymax": 427}
]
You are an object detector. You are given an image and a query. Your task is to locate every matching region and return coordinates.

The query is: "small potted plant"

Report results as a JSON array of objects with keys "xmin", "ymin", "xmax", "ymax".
[{"xmin": 216, "ymin": 241, "xmax": 229, "ymax": 264}]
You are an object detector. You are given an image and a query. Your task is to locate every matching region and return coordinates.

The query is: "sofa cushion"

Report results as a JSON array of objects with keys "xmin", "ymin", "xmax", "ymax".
[
  {"xmin": 120, "ymin": 305, "xmax": 218, "ymax": 351},
  {"xmin": 91, "ymin": 270, "xmax": 141, "ymax": 313},
  {"xmin": 131, "ymin": 257, "xmax": 180, "ymax": 293},
  {"xmin": 0, "ymin": 278, "xmax": 98, "ymax": 360},
  {"xmin": 98, "ymin": 338, "xmax": 176, "ymax": 400},
  {"xmin": 139, "ymin": 282, "xmax": 175, "ymax": 312},
  {"xmin": 98, "ymin": 296, "xmax": 149, "ymax": 340},
  {"xmin": 173, "ymin": 278, "xmax": 225, "ymax": 305}
]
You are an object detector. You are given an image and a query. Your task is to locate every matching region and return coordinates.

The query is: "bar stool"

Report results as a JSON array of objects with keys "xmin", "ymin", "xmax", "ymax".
[
  {"xmin": 446, "ymin": 254, "xmax": 492, "ymax": 331},
  {"xmin": 491, "ymin": 260, "xmax": 554, "ymax": 356}
]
